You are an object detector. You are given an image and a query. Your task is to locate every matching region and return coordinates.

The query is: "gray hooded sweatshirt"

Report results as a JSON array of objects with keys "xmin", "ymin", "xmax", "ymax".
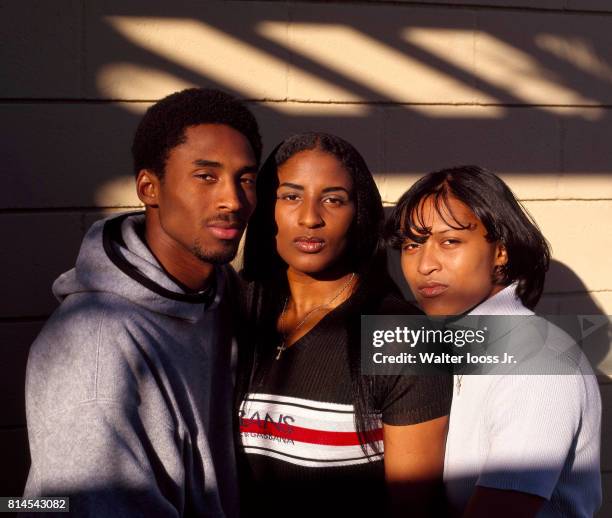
[{"xmin": 24, "ymin": 212, "xmax": 239, "ymax": 517}]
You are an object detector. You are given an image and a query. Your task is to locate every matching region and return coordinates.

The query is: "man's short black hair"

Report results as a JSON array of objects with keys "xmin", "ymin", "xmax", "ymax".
[
  {"xmin": 385, "ymin": 165, "xmax": 551, "ymax": 309},
  {"xmin": 131, "ymin": 88, "xmax": 262, "ymax": 178}
]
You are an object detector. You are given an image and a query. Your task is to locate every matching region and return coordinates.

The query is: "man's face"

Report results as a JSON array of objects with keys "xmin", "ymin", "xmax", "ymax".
[
  {"xmin": 155, "ymin": 123, "xmax": 257, "ymax": 265},
  {"xmin": 400, "ymin": 195, "xmax": 506, "ymax": 315}
]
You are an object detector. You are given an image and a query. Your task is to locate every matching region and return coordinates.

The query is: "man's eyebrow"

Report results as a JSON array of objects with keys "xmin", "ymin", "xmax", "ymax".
[
  {"xmin": 194, "ymin": 159, "xmax": 222, "ymax": 168},
  {"xmin": 278, "ymin": 182, "xmax": 303, "ymax": 190},
  {"xmin": 194, "ymin": 160, "xmax": 258, "ymax": 174}
]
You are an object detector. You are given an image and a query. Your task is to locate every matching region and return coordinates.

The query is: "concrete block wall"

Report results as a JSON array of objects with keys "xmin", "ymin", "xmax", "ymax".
[{"xmin": 1, "ymin": 0, "xmax": 610, "ymax": 511}]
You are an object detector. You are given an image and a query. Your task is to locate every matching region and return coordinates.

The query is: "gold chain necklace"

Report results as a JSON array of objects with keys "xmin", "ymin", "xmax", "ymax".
[{"xmin": 275, "ymin": 273, "xmax": 356, "ymax": 360}]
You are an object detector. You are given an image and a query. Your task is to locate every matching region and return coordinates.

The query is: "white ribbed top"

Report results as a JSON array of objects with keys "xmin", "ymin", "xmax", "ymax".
[
  {"xmin": 444, "ymin": 284, "xmax": 602, "ymax": 517},
  {"xmin": 468, "ymin": 282, "xmax": 533, "ymax": 316}
]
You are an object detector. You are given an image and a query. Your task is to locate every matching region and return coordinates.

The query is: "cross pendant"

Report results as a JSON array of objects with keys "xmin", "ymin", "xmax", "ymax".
[
  {"xmin": 275, "ymin": 342, "xmax": 287, "ymax": 360},
  {"xmin": 456, "ymin": 375, "xmax": 462, "ymax": 395}
]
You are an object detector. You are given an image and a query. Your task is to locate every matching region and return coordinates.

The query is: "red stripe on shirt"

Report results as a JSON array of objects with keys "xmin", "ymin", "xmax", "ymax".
[{"xmin": 240, "ymin": 419, "xmax": 383, "ymax": 446}]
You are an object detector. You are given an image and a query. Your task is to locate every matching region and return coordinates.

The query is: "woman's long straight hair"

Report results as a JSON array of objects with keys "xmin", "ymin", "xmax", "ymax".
[{"xmin": 241, "ymin": 132, "xmax": 396, "ymax": 453}]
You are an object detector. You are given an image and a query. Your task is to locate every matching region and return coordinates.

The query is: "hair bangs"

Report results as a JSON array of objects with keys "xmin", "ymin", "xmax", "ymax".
[{"xmin": 388, "ymin": 180, "xmax": 473, "ymax": 249}]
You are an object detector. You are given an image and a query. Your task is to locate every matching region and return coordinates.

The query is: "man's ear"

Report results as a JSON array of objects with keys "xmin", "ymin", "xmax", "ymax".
[
  {"xmin": 136, "ymin": 169, "xmax": 160, "ymax": 207},
  {"xmin": 494, "ymin": 242, "xmax": 508, "ymax": 268}
]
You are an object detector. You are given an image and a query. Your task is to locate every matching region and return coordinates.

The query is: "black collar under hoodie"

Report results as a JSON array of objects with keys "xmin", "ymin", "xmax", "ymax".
[{"xmin": 52, "ymin": 211, "xmax": 223, "ymax": 320}]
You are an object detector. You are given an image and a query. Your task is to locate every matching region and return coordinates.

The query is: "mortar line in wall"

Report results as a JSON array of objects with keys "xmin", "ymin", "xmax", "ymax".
[
  {"xmin": 77, "ymin": 0, "xmax": 86, "ymax": 97},
  {"xmin": 0, "ymin": 207, "xmax": 142, "ymax": 215},
  {"xmin": 0, "ymin": 98, "xmax": 152, "ymax": 105},
  {"xmin": 559, "ymin": 117, "xmax": 566, "ymax": 178},
  {"xmin": 379, "ymin": 108, "xmax": 387, "ymax": 186},
  {"xmin": 276, "ymin": 0, "xmax": 612, "ymax": 17},
  {"xmin": 286, "ymin": 0, "xmax": 294, "ymax": 104},
  {"xmin": 520, "ymin": 198, "xmax": 612, "ymax": 202},
  {"xmin": 1, "ymin": 98, "xmax": 612, "ymax": 110},
  {"xmin": 382, "ymin": 198, "xmax": 612, "ymax": 205},
  {"xmin": 271, "ymin": 100, "xmax": 611, "ymax": 110}
]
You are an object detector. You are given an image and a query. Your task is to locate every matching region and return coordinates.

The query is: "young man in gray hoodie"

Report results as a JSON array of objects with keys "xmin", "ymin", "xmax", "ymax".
[{"xmin": 23, "ymin": 88, "xmax": 262, "ymax": 517}]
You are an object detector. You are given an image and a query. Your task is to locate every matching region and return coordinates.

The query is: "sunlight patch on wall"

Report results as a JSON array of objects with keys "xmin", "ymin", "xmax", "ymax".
[
  {"xmin": 556, "ymin": 173, "xmax": 612, "ymax": 199},
  {"xmin": 525, "ymin": 200, "xmax": 612, "ymax": 294},
  {"xmin": 402, "ymin": 104, "xmax": 501, "ymax": 118},
  {"xmin": 97, "ymin": 63, "xmax": 195, "ymax": 112},
  {"xmin": 404, "ymin": 29, "xmax": 603, "ymax": 120},
  {"xmin": 377, "ymin": 172, "xmax": 611, "ymax": 205},
  {"xmin": 106, "ymin": 16, "xmax": 363, "ymax": 110},
  {"xmin": 536, "ymin": 34, "xmax": 612, "ymax": 84},
  {"xmin": 95, "ymin": 175, "xmax": 142, "ymax": 208},
  {"xmin": 258, "ymin": 21, "xmax": 504, "ymax": 118}
]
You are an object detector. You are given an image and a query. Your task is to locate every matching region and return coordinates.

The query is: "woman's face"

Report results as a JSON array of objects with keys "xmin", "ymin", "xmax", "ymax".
[
  {"xmin": 400, "ymin": 195, "xmax": 507, "ymax": 315},
  {"xmin": 274, "ymin": 149, "xmax": 356, "ymax": 276}
]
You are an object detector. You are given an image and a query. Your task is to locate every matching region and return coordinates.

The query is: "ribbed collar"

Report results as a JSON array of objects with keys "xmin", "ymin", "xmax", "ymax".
[{"xmin": 468, "ymin": 283, "xmax": 534, "ymax": 316}]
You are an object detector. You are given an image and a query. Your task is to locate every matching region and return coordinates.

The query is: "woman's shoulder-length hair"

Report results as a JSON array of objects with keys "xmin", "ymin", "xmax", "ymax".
[
  {"xmin": 385, "ymin": 165, "xmax": 550, "ymax": 309},
  {"xmin": 242, "ymin": 132, "xmax": 386, "ymax": 284}
]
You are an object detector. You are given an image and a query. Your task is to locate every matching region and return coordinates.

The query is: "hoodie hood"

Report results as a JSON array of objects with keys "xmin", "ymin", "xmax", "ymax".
[{"xmin": 53, "ymin": 212, "xmax": 225, "ymax": 321}]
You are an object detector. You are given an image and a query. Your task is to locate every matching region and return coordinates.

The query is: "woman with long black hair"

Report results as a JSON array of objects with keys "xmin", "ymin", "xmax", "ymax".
[{"xmin": 237, "ymin": 133, "xmax": 452, "ymax": 517}]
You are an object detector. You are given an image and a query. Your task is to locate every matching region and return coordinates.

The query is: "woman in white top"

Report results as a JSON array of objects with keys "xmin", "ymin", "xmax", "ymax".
[{"xmin": 385, "ymin": 165, "xmax": 601, "ymax": 517}]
